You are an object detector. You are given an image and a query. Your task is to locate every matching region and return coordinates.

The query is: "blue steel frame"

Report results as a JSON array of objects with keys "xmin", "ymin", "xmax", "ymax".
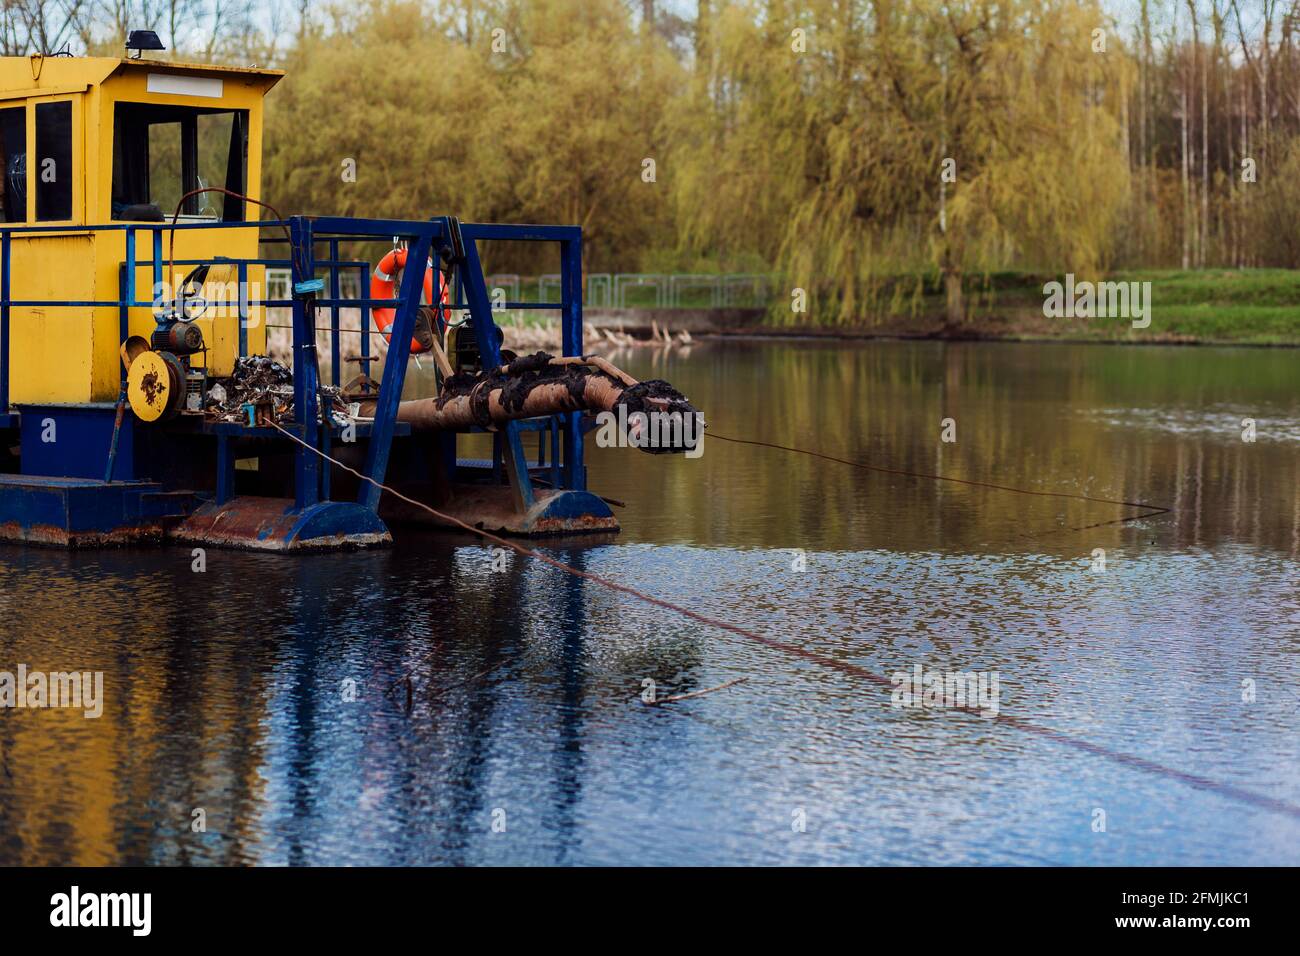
[{"xmin": 0, "ymin": 216, "xmax": 587, "ymax": 518}]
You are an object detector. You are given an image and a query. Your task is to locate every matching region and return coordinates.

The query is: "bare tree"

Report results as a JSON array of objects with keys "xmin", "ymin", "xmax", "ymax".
[{"xmin": 1, "ymin": 0, "xmax": 90, "ymax": 55}]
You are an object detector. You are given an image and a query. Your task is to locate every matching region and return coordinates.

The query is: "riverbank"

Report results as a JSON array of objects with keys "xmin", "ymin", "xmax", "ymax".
[
  {"xmin": 592, "ymin": 269, "xmax": 1300, "ymax": 347},
  {"xmin": 266, "ymin": 269, "xmax": 1300, "ymax": 367}
]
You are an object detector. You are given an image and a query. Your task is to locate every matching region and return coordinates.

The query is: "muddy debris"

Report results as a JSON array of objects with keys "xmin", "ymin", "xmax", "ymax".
[{"xmin": 205, "ymin": 355, "xmax": 352, "ymax": 426}]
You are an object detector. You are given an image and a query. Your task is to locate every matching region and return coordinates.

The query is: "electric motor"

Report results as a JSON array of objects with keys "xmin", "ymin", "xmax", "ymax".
[{"xmin": 151, "ymin": 320, "xmax": 204, "ymax": 355}]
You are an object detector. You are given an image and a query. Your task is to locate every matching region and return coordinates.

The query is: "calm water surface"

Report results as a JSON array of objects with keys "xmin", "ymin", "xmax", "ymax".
[{"xmin": 1, "ymin": 339, "xmax": 1298, "ymax": 865}]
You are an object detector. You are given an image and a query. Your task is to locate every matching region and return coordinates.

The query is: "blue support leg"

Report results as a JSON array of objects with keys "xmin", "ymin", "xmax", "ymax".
[
  {"xmin": 461, "ymin": 235, "xmax": 534, "ymax": 511},
  {"xmin": 329, "ymin": 238, "xmax": 341, "ymax": 388},
  {"xmin": 290, "ymin": 217, "xmax": 320, "ymax": 511},
  {"xmin": 357, "ymin": 231, "xmax": 434, "ymax": 510},
  {"xmin": 560, "ymin": 234, "xmax": 585, "ymax": 490},
  {"xmin": 460, "ymin": 235, "xmax": 504, "ymax": 368},
  {"xmin": 500, "ymin": 421, "xmax": 535, "ymax": 512}
]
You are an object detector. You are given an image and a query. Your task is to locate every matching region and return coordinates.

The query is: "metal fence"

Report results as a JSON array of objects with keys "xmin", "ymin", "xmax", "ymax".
[{"xmin": 266, "ymin": 269, "xmax": 773, "ymax": 310}]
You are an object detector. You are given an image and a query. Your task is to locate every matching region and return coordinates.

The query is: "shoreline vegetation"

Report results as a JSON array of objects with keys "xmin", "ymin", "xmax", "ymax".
[
  {"xmin": 664, "ymin": 268, "xmax": 1300, "ymax": 348},
  {"xmin": 595, "ymin": 268, "xmax": 1300, "ymax": 348},
  {"xmin": 267, "ymin": 269, "xmax": 1300, "ymax": 366}
]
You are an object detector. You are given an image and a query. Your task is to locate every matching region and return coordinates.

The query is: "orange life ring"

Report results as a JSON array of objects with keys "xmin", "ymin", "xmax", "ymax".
[{"xmin": 370, "ymin": 248, "xmax": 448, "ymax": 354}]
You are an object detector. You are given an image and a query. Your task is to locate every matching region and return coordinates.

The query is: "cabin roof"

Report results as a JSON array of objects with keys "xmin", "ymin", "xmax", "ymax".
[{"xmin": 0, "ymin": 55, "xmax": 283, "ymax": 94}]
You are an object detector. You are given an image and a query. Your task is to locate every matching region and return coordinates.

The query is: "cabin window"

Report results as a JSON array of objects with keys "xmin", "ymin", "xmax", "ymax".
[
  {"xmin": 35, "ymin": 101, "xmax": 73, "ymax": 221},
  {"xmin": 111, "ymin": 103, "xmax": 248, "ymax": 222},
  {"xmin": 0, "ymin": 106, "xmax": 25, "ymax": 222}
]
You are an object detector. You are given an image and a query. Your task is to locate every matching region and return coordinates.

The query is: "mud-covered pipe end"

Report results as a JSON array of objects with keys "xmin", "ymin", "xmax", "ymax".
[{"xmin": 610, "ymin": 380, "xmax": 706, "ymax": 455}]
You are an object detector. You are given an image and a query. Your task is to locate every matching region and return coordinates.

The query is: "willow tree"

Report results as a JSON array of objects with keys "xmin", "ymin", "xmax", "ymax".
[
  {"xmin": 672, "ymin": 0, "xmax": 1131, "ymax": 327},
  {"xmin": 933, "ymin": 0, "xmax": 1132, "ymax": 326},
  {"xmin": 262, "ymin": 0, "xmax": 681, "ymax": 271},
  {"xmin": 261, "ymin": 3, "xmax": 507, "ymax": 222},
  {"xmin": 476, "ymin": 0, "xmax": 682, "ymax": 270}
]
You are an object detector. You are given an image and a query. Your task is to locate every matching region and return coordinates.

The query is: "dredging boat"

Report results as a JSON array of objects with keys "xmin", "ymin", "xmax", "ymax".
[{"xmin": 0, "ymin": 42, "xmax": 700, "ymax": 551}]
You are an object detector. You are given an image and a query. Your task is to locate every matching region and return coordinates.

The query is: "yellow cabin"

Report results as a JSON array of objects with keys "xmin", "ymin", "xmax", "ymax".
[
  {"xmin": 0, "ymin": 53, "xmax": 281, "ymax": 403},
  {"xmin": 0, "ymin": 47, "xmax": 623, "ymax": 551}
]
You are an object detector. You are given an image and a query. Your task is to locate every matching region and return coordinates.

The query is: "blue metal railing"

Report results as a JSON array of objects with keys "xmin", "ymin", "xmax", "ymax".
[{"xmin": 0, "ymin": 215, "xmax": 587, "ymax": 511}]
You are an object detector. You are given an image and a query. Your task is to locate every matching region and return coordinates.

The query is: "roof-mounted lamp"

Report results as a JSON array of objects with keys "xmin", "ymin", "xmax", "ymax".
[{"xmin": 125, "ymin": 31, "xmax": 166, "ymax": 59}]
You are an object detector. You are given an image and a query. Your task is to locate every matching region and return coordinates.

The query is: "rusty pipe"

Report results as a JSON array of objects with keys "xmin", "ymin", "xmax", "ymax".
[
  {"xmin": 357, "ymin": 354, "xmax": 702, "ymax": 450},
  {"xmin": 387, "ymin": 374, "xmax": 628, "ymax": 431},
  {"xmin": 362, "ymin": 372, "xmax": 628, "ymax": 431}
]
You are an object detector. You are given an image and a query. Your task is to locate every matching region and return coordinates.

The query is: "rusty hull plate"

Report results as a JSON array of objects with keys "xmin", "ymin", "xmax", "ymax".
[{"xmin": 170, "ymin": 496, "xmax": 392, "ymax": 551}]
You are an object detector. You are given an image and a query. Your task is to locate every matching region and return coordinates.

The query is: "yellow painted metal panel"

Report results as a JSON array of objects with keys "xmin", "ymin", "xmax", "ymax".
[
  {"xmin": 0, "ymin": 84, "xmax": 88, "ymax": 102},
  {"xmin": 0, "ymin": 56, "xmax": 116, "ymax": 94},
  {"xmin": 8, "ymin": 235, "xmax": 96, "ymax": 404},
  {"xmin": 1, "ymin": 55, "xmax": 275, "ymax": 404}
]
